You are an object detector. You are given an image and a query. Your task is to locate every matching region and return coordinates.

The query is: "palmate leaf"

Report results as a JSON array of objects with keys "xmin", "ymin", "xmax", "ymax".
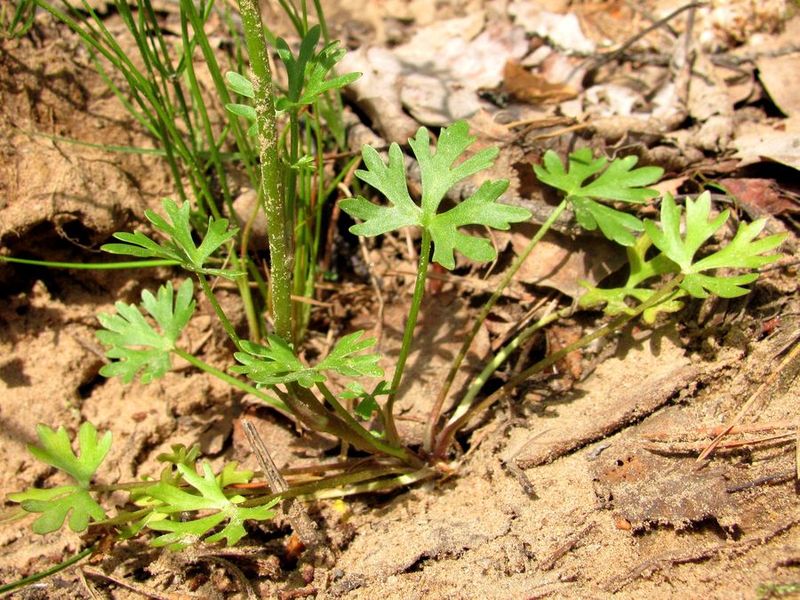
[
  {"xmin": 533, "ymin": 147, "xmax": 663, "ymax": 246},
  {"xmin": 341, "ymin": 121, "xmax": 531, "ymax": 269},
  {"xmin": 96, "ymin": 279, "xmax": 195, "ymax": 383},
  {"xmin": 644, "ymin": 192, "xmax": 786, "ymax": 298},
  {"xmin": 232, "ymin": 330, "xmax": 383, "ymax": 389},
  {"xmin": 8, "ymin": 423, "xmax": 111, "ymax": 534},
  {"xmin": 144, "ymin": 462, "xmax": 277, "ymax": 550},
  {"xmin": 102, "ymin": 198, "xmax": 239, "ymax": 278}
]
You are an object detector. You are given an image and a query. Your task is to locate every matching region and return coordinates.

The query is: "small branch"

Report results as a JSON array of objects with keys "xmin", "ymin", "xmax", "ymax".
[
  {"xmin": 241, "ymin": 419, "xmax": 322, "ymax": 548},
  {"xmin": 540, "ymin": 523, "xmax": 596, "ymax": 571}
]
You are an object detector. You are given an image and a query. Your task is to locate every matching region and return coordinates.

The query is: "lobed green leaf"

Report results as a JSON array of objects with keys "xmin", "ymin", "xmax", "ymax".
[
  {"xmin": 232, "ymin": 330, "xmax": 383, "ymax": 388},
  {"xmin": 341, "ymin": 121, "xmax": 531, "ymax": 269},
  {"xmin": 144, "ymin": 462, "xmax": 277, "ymax": 550},
  {"xmin": 644, "ymin": 192, "xmax": 786, "ymax": 298},
  {"xmin": 96, "ymin": 279, "xmax": 195, "ymax": 383},
  {"xmin": 8, "ymin": 422, "xmax": 111, "ymax": 533},
  {"xmin": 102, "ymin": 199, "xmax": 240, "ymax": 278},
  {"xmin": 533, "ymin": 147, "xmax": 663, "ymax": 246}
]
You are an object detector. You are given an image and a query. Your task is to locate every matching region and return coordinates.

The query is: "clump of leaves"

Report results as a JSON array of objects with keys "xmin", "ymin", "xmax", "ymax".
[
  {"xmin": 224, "ymin": 25, "xmax": 359, "ymax": 134},
  {"xmin": 9, "ymin": 425, "xmax": 278, "ymax": 551},
  {"xmin": 232, "ymin": 330, "xmax": 383, "ymax": 388},
  {"xmin": 142, "ymin": 461, "xmax": 277, "ymax": 550},
  {"xmin": 580, "ymin": 192, "xmax": 786, "ymax": 320},
  {"xmin": 8, "ymin": 423, "xmax": 111, "ymax": 534}
]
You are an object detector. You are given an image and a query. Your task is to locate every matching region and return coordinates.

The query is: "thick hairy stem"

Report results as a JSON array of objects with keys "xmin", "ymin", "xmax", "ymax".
[{"xmin": 237, "ymin": 0, "xmax": 292, "ymax": 341}]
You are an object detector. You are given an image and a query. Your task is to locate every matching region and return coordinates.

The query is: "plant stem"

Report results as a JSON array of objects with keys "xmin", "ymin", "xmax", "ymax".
[
  {"xmin": 242, "ymin": 465, "xmax": 435, "ymax": 505},
  {"xmin": 315, "ymin": 382, "xmax": 422, "ymax": 465},
  {"xmin": 424, "ymin": 200, "xmax": 569, "ymax": 452},
  {"xmin": 0, "ymin": 256, "xmax": 178, "ymax": 269},
  {"xmin": 448, "ymin": 304, "xmax": 570, "ymax": 426},
  {"xmin": 173, "ymin": 347, "xmax": 287, "ymax": 411},
  {"xmin": 196, "ymin": 273, "xmax": 242, "ymax": 349},
  {"xmin": 385, "ymin": 228, "xmax": 432, "ymax": 444},
  {"xmin": 433, "ymin": 274, "xmax": 685, "ymax": 459},
  {"xmin": 237, "ymin": 0, "xmax": 293, "ymax": 341},
  {"xmin": 0, "ymin": 546, "xmax": 95, "ymax": 595}
]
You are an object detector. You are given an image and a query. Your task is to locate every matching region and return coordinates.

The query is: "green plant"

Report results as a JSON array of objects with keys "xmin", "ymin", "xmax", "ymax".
[
  {"xmin": 8, "ymin": 136, "xmax": 785, "ymax": 557},
  {"xmin": 31, "ymin": 0, "xmax": 358, "ymax": 343},
  {"xmin": 6, "ymin": 0, "xmax": 787, "ymax": 570}
]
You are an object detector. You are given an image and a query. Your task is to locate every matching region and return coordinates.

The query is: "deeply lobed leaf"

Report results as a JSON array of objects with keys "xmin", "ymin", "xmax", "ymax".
[
  {"xmin": 96, "ymin": 279, "xmax": 195, "ymax": 383},
  {"xmin": 341, "ymin": 121, "xmax": 531, "ymax": 269},
  {"xmin": 275, "ymin": 25, "xmax": 360, "ymax": 111},
  {"xmin": 102, "ymin": 199, "xmax": 239, "ymax": 278},
  {"xmin": 533, "ymin": 147, "xmax": 663, "ymax": 246},
  {"xmin": 8, "ymin": 423, "xmax": 111, "ymax": 533},
  {"xmin": 144, "ymin": 462, "xmax": 277, "ymax": 550},
  {"xmin": 644, "ymin": 192, "xmax": 786, "ymax": 298},
  {"xmin": 232, "ymin": 330, "xmax": 383, "ymax": 388}
]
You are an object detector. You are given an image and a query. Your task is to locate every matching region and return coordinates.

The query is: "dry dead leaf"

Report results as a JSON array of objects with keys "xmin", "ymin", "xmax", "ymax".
[
  {"xmin": 509, "ymin": 225, "xmax": 626, "ymax": 299},
  {"xmin": 718, "ymin": 178, "xmax": 800, "ymax": 216},
  {"xmin": 757, "ymin": 54, "xmax": 800, "ymax": 118},
  {"xmin": 502, "ymin": 61, "xmax": 577, "ymax": 105},
  {"xmin": 734, "ymin": 116, "xmax": 800, "ymax": 172},
  {"xmin": 508, "ymin": 2, "xmax": 595, "ymax": 53},
  {"xmin": 339, "ymin": 15, "xmax": 528, "ymax": 129}
]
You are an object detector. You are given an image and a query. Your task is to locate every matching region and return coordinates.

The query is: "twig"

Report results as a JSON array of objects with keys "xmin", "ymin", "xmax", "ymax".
[
  {"xmin": 82, "ymin": 566, "xmax": 195, "ymax": 600},
  {"xmin": 193, "ymin": 555, "xmax": 258, "ymax": 600},
  {"xmin": 644, "ymin": 432, "xmax": 795, "ymax": 454},
  {"xmin": 643, "ymin": 420, "xmax": 797, "ymax": 441},
  {"xmin": 697, "ymin": 339, "xmax": 800, "ymax": 462},
  {"xmin": 606, "ymin": 518, "xmax": 799, "ymax": 593},
  {"xmin": 568, "ymin": 1, "xmax": 707, "ymax": 82},
  {"xmin": 540, "ymin": 523, "xmax": 596, "ymax": 571},
  {"xmin": 726, "ymin": 471, "xmax": 795, "ymax": 493},
  {"xmin": 241, "ymin": 419, "xmax": 322, "ymax": 548}
]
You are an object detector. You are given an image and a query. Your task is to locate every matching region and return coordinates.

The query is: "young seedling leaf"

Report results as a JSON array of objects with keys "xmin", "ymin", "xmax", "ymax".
[
  {"xmin": 341, "ymin": 121, "xmax": 531, "ymax": 269},
  {"xmin": 275, "ymin": 25, "xmax": 360, "ymax": 111},
  {"xmin": 96, "ymin": 279, "xmax": 195, "ymax": 383},
  {"xmin": 533, "ymin": 148, "xmax": 663, "ymax": 246},
  {"xmin": 102, "ymin": 199, "xmax": 240, "ymax": 278},
  {"xmin": 225, "ymin": 71, "xmax": 255, "ymax": 98},
  {"xmin": 8, "ymin": 423, "xmax": 111, "ymax": 533},
  {"xmin": 571, "ymin": 196, "xmax": 644, "ymax": 247},
  {"xmin": 232, "ymin": 335, "xmax": 318, "ymax": 387},
  {"xmin": 145, "ymin": 461, "xmax": 277, "ymax": 550},
  {"xmin": 9, "ymin": 486, "xmax": 106, "ymax": 535},
  {"xmin": 232, "ymin": 331, "xmax": 383, "ymax": 388},
  {"xmin": 317, "ymin": 331, "xmax": 384, "ymax": 379},
  {"xmin": 341, "ymin": 381, "xmax": 391, "ymax": 420},
  {"xmin": 644, "ymin": 192, "xmax": 786, "ymax": 298},
  {"xmin": 225, "ymin": 103, "xmax": 257, "ymax": 121}
]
